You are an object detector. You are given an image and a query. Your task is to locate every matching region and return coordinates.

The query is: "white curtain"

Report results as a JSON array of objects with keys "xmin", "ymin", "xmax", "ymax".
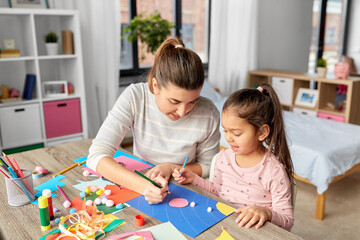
[
  {"xmin": 50, "ymin": 0, "xmax": 121, "ymax": 137},
  {"xmin": 208, "ymin": 0, "xmax": 258, "ymax": 96}
]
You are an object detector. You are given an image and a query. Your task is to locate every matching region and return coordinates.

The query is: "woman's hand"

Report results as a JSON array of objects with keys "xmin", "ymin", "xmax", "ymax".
[
  {"xmin": 235, "ymin": 206, "xmax": 272, "ymax": 229},
  {"xmin": 143, "ymin": 176, "xmax": 169, "ymax": 204},
  {"xmin": 172, "ymin": 168, "xmax": 195, "ymax": 184},
  {"xmin": 145, "ymin": 163, "xmax": 175, "ymax": 181}
]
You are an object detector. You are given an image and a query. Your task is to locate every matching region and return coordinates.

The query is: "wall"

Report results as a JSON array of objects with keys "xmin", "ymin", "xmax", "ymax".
[
  {"xmin": 347, "ymin": 0, "xmax": 360, "ymax": 72},
  {"xmin": 257, "ymin": 0, "xmax": 313, "ymax": 72}
]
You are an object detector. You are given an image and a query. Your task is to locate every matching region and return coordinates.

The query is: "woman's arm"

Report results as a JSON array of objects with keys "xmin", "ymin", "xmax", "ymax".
[{"xmin": 96, "ymin": 156, "xmax": 168, "ymax": 204}]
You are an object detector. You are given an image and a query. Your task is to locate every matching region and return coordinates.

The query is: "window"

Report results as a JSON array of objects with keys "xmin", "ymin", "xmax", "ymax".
[
  {"xmin": 120, "ymin": 0, "xmax": 210, "ymax": 83},
  {"xmin": 308, "ymin": 0, "xmax": 350, "ymax": 73}
]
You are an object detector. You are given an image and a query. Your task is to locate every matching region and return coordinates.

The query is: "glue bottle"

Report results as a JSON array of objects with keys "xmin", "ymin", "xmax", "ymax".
[
  {"xmin": 38, "ymin": 196, "xmax": 51, "ymax": 231},
  {"xmin": 42, "ymin": 189, "xmax": 54, "ymax": 220}
]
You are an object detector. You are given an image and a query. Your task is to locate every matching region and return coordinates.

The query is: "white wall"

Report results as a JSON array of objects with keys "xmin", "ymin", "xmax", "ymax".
[
  {"xmin": 257, "ymin": 0, "xmax": 313, "ymax": 72},
  {"xmin": 347, "ymin": 0, "xmax": 360, "ymax": 72}
]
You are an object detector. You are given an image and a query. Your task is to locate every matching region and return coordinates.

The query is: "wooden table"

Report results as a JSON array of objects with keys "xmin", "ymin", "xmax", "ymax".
[{"xmin": 0, "ymin": 139, "xmax": 302, "ymax": 239}]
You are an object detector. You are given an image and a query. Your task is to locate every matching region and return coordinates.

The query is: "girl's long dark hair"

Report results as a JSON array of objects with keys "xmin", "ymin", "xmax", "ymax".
[{"xmin": 223, "ymin": 83, "xmax": 294, "ymax": 186}]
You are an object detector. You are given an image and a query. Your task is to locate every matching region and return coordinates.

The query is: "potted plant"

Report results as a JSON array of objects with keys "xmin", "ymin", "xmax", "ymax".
[
  {"xmin": 122, "ymin": 11, "xmax": 175, "ymax": 61},
  {"xmin": 44, "ymin": 32, "xmax": 59, "ymax": 55},
  {"xmin": 317, "ymin": 57, "xmax": 327, "ymax": 78}
]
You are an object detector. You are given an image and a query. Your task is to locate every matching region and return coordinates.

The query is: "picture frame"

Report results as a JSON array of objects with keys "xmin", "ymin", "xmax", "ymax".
[
  {"xmin": 9, "ymin": 0, "xmax": 49, "ymax": 9},
  {"xmin": 295, "ymin": 88, "xmax": 319, "ymax": 108},
  {"xmin": 43, "ymin": 81, "xmax": 68, "ymax": 98},
  {"xmin": 3, "ymin": 39, "xmax": 15, "ymax": 49}
]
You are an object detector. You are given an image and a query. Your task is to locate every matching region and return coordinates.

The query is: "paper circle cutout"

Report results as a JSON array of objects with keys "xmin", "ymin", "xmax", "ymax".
[{"xmin": 169, "ymin": 198, "xmax": 189, "ymax": 208}]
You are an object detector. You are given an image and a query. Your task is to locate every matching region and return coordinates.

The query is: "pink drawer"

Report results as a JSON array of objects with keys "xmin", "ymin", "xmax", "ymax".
[
  {"xmin": 317, "ymin": 112, "xmax": 345, "ymax": 123},
  {"xmin": 43, "ymin": 98, "xmax": 82, "ymax": 138}
]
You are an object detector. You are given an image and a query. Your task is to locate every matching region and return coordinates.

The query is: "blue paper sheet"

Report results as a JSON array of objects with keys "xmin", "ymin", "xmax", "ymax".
[{"xmin": 126, "ymin": 183, "xmax": 233, "ymax": 238}]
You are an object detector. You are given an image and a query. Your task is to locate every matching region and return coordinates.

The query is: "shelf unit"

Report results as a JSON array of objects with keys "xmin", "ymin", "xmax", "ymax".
[
  {"xmin": 0, "ymin": 8, "xmax": 88, "ymax": 153},
  {"xmin": 248, "ymin": 69, "xmax": 360, "ymax": 125}
]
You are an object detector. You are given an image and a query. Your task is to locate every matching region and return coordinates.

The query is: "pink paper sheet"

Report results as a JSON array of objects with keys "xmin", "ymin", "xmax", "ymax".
[
  {"xmin": 82, "ymin": 155, "xmax": 154, "ymax": 177},
  {"xmin": 110, "ymin": 230, "xmax": 154, "ymax": 240}
]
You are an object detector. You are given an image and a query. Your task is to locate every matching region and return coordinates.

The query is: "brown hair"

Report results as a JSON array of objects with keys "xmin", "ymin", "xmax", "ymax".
[
  {"xmin": 147, "ymin": 37, "xmax": 204, "ymax": 93},
  {"xmin": 223, "ymin": 83, "xmax": 294, "ymax": 185}
]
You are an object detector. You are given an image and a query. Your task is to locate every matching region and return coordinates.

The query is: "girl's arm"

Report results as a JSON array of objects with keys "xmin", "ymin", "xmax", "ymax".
[
  {"xmin": 267, "ymin": 164, "xmax": 294, "ymax": 231},
  {"xmin": 192, "ymin": 154, "xmax": 222, "ymax": 196}
]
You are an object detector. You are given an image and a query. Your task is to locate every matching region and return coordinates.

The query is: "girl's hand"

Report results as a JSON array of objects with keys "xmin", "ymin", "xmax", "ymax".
[
  {"xmin": 143, "ymin": 176, "xmax": 169, "ymax": 204},
  {"xmin": 172, "ymin": 168, "xmax": 195, "ymax": 184},
  {"xmin": 235, "ymin": 206, "xmax": 272, "ymax": 229},
  {"xmin": 145, "ymin": 163, "xmax": 174, "ymax": 181}
]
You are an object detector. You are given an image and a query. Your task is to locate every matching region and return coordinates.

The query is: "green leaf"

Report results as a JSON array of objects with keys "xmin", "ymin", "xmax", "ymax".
[{"xmin": 121, "ymin": 11, "xmax": 175, "ymax": 59}]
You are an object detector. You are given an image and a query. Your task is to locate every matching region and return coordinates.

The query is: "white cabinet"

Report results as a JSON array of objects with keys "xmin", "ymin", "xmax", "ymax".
[
  {"xmin": 0, "ymin": 103, "xmax": 43, "ymax": 149},
  {"xmin": 292, "ymin": 107, "xmax": 317, "ymax": 117},
  {"xmin": 0, "ymin": 9, "xmax": 88, "ymax": 152},
  {"xmin": 271, "ymin": 76, "xmax": 294, "ymax": 106}
]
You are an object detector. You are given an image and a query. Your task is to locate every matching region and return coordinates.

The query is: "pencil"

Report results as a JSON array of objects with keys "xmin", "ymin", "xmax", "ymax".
[
  {"xmin": 11, "ymin": 158, "xmax": 33, "ymax": 194},
  {"xmin": 53, "ymin": 160, "xmax": 87, "ymax": 178},
  {"xmin": 0, "ymin": 157, "xmax": 8, "ymax": 168},
  {"xmin": 0, "ymin": 168, "xmax": 27, "ymax": 196},
  {"xmin": 56, "ymin": 185, "xmax": 70, "ymax": 202},
  {"xmin": 2, "ymin": 152, "xmax": 17, "ymax": 175},
  {"xmin": 134, "ymin": 170, "xmax": 170, "ymax": 194},
  {"xmin": 179, "ymin": 156, "xmax": 189, "ymax": 176},
  {"xmin": 7, "ymin": 166, "xmax": 33, "ymax": 201}
]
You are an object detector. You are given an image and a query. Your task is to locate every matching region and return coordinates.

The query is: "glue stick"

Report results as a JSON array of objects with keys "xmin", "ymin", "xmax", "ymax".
[
  {"xmin": 38, "ymin": 196, "xmax": 51, "ymax": 231},
  {"xmin": 42, "ymin": 189, "xmax": 54, "ymax": 220}
]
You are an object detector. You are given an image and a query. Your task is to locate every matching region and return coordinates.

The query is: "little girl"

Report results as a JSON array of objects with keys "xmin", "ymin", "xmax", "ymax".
[{"xmin": 173, "ymin": 83, "xmax": 294, "ymax": 231}]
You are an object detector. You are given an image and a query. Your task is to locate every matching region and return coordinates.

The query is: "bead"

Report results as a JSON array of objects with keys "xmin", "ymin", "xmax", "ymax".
[
  {"xmin": 190, "ymin": 202, "xmax": 196, "ymax": 207},
  {"xmin": 85, "ymin": 200, "xmax": 93, "ymax": 206},
  {"xmin": 106, "ymin": 200, "xmax": 114, "ymax": 207},
  {"xmin": 63, "ymin": 200, "xmax": 71, "ymax": 208},
  {"xmin": 116, "ymin": 203, "xmax": 124, "ymax": 209},
  {"xmin": 94, "ymin": 198, "xmax": 101, "ymax": 205}
]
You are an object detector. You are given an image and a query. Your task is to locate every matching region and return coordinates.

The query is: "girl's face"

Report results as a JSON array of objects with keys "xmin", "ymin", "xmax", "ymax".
[
  {"xmin": 152, "ymin": 78, "xmax": 201, "ymax": 121},
  {"xmin": 221, "ymin": 109, "xmax": 266, "ymax": 157}
]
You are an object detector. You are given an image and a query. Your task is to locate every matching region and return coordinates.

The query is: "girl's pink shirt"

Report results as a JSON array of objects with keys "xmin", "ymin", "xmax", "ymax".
[{"xmin": 193, "ymin": 149, "xmax": 294, "ymax": 231}]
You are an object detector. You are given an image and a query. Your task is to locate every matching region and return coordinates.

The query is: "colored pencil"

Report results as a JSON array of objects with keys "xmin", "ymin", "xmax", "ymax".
[
  {"xmin": 0, "ymin": 168, "xmax": 27, "ymax": 196},
  {"xmin": 7, "ymin": 166, "xmax": 33, "ymax": 201},
  {"xmin": 11, "ymin": 158, "xmax": 33, "ymax": 194},
  {"xmin": 179, "ymin": 156, "xmax": 189, "ymax": 176},
  {"xmin": 53, "ymin": 160, "xmax": 87, "ymax": 178},
  {"xmin": 2, "ymin": 152, "xmax": 16, "ymax": 175},
  {"xmin": 0, "ymin": 157, "xmax": 8, "ymax": 167},
  {"xmin": 56, "ymin": 185, "xmax": 70, "ymax": 202},
  {"xmin": 134, "ymin": 170, "xmax": 170, "ymax": 194}
]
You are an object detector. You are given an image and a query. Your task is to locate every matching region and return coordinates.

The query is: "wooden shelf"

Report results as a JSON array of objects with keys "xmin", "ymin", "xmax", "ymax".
[{"xmin": 248, "ymin": 69, "xmax": 360, "ymax": 125}]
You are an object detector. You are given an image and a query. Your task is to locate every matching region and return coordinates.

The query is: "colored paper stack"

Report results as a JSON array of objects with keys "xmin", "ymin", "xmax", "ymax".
[{"xmin": 0, "ymin": 49, "xmax": 20, "ymax": 58}]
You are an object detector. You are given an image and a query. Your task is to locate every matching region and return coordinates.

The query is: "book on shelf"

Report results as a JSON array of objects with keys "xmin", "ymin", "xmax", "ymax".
[
  {"xmin": 23, "ymin": 74, "xmax": 36, "ymax": 100},
  {"xmin": 0, "ymin": 49, "xmax": 21, "ymax": 58},
  {"xmin": 0, "ymin": 97, "xmax": 22, "ymax": 103}
]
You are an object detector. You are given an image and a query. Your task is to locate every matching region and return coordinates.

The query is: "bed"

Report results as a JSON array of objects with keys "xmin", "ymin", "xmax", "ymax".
[{"xmin": 200, "ymin": 81, "xmax": 360, "ymax": 220}]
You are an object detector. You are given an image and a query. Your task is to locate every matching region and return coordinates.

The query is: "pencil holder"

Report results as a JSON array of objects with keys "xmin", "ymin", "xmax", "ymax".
[{"xmin": 5, "ymin": 169, "xmax": 35, "ymax": 206}]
